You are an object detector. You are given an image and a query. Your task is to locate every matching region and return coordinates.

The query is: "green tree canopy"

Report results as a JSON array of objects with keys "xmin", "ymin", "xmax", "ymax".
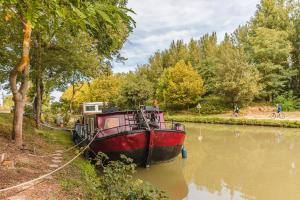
[
  {"xmin": 61, "ymin": 75, "xmax": 124, "ymax": 112},
  {"xmin": 214, "ymin": 36, "xmax": 260, "ymax": 106},
  {"xmin": 118, "ymin": 73, "xmax": 154, "ymax": 109},
  {"xmin": 0, "ymin": 0, "xmax": 135, "ymax": 146},
  {"xmin": 249, "ymin": 27, "xmax": 293, "ymax": 101},
  {"xmin": 157, "ymin": 60, "xmax": 204, "ymax": 109}
]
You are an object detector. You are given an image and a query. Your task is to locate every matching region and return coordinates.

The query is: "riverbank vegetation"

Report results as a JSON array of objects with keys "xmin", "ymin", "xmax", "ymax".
[
  {"xmin": 0, "ymin": 113, "xmax": 166, "ymax": 199},
  {"xmin": 49, "ymin": 0, "xmax": 300, "ymax": 120},
  {"xmin": 165, "ymin": 114, "xmax": 300, "ymax": 128}
]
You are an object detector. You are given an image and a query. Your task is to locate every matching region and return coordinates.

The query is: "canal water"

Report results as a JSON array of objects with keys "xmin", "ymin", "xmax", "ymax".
[{"xmin": 135, "ymin": 123, "xmax": 300, "ymax": 200}]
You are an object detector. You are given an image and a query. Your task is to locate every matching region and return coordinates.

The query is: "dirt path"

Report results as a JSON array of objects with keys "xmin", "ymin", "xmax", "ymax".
[
  {"xmin": 222, "ymin": 106, "xmax": 300, "ymax": 121},
  {"xmin": 0, "ymin": 116, "xmax": 81, "ymax": 200}
]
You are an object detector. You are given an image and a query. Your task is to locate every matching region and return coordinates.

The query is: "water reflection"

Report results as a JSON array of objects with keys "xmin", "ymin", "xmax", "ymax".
[
  {"xmin": 135, "ymin": 124, "xmax": 300, "ymax": 200},
  {"xmin": 136, "ymin": 160, "xmax": 188, "ymax": 200}
]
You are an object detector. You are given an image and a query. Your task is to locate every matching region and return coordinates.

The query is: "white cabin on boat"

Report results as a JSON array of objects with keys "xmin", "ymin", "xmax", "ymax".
[{"xmin": 82, "ymin": 102, "xmax": 106, "ymax": 114}]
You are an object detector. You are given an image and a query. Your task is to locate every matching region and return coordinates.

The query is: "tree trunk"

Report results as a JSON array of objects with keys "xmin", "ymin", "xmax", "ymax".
[
  {"xmin": 35, "ymin": 32, "xmax": 42, "ymax": 128},
  {"xmin": 9, "ymin": 20, "xmax": 32, "ymax": 147},
  {"xmin": 70, "ymin": 83, "xmax": 75, "ymax": 114}
]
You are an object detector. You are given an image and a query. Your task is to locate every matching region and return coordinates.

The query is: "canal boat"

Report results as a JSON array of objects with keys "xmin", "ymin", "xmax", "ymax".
[{"xmin": 72, "ymin": 102, "xmax": 186, "ymax": 167}]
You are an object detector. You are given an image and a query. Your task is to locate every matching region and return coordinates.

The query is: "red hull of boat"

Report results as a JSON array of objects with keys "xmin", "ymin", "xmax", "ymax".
[{"xmin": 89, "ymin": 130, "xmax": 185, "ymax": 166}]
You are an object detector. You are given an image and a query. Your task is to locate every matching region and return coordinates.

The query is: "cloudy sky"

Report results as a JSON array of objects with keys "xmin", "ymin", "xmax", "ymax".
[{"xmin": 113, "ymin": 0, "xmax": 260, "ymax": 73}]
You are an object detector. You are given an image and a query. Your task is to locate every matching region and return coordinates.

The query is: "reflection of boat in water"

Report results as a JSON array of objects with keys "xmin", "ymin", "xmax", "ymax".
[
  {"xmin": 135, "ymin": 160, "xmax": 188, "ymax": 200},
  {"xmin": 72, "ymin": 103, "xmax": 186, "ymax": 166}
]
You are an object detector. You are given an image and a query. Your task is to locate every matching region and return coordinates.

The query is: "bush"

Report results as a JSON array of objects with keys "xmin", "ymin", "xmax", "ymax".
[
  {"xmin": 196, "ymin": 96, "xmax": 231, "ymax": 114},
  {"xmin": 61, "ymin": 153, "xmax": 167, "ymax": 200},
  {"xmin": 98, "ymin": 154, "xmax": 167, "ymax": 200},
  {"xmin": 274, "ymin": 92, "xmax": 300, "ymax": 111},
  {"xmin": 24, "ymin": 104, "xmax": 35, "ymax": 117}
]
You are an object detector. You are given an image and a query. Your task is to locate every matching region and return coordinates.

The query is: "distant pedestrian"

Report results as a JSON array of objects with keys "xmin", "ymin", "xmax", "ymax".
[
  {"xmin": 75, "ymin": 119, "xmax": 81, "ymax": 133},
  {"xmin": 276, "ymin": 104, "xmax": 282, "ymax": 114},
  {"xmin": 196, "ymin": 103, "xmax": 201, "ymax": 114},
  {"xmin": 233, "ymin": 104, "xmax": 239, "ymax": 117}
]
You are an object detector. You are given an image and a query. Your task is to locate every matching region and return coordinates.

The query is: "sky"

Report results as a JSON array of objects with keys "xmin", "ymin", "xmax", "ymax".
[{"xmin": 113, "ymin": 0, "xmax": 260, "ymax": 73}]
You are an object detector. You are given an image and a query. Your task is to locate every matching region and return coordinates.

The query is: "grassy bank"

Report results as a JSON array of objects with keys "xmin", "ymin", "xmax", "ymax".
[
  {"xmin": 0, "ymin": 114, "xmax": 165, "ymax": 199},
  {"xmin": 165, "ymin": 114, "xmax": 300, "ymax": 128}
]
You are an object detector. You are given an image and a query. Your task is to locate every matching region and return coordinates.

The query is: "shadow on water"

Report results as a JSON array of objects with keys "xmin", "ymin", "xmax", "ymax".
[{"xmin": 135, "ymin": 123, "xmax": 300, "ymax": 200}]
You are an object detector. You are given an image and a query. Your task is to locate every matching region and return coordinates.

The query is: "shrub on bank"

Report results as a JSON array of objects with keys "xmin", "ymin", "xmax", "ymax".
[
  {"xmin": 196, "ymin": 96, "xmax": 230, "ymax": 114},
  {"xmin": 61, "ymin": 155, "xmax": 167, "ymax": 200},
  {"xmin": 274, "ymin": 92, "xmax": 300, "ymax": 111}
]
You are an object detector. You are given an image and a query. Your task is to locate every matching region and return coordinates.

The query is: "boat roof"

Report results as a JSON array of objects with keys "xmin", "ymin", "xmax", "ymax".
[
  {"xmin": 96, "ymin": 109, "xmax": 163, "ymax": 116},
  {"xmin": 82, "ymin": 106, "xmax": 163, "ymax": 117}
]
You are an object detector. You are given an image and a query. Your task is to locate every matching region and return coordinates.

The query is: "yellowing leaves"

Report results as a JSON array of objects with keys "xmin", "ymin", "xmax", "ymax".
[
  {"xmin": 61, "ymin": 75, "xmax": 124, "ymax": 111},
  {"xmin": 157, "ymin": 60, "xmax": 204, "ymax": 109},
  {"xmin": 4, "ymin": 14, "xmax": 12, "ymax": 21}
]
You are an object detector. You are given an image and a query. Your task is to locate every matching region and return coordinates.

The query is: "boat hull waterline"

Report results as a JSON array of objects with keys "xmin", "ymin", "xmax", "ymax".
[{"xmin": 74, "ymin": 129, "xmax": 185, "ymax": 166}]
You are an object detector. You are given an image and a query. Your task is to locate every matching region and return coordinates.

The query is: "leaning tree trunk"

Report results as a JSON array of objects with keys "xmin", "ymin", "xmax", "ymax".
[{"xmin": 9, "ymin": 20, "xmax": 32, "ymax": 147}]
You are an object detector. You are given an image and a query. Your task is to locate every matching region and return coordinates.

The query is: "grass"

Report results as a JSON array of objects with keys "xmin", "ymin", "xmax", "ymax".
[{"xmin": 165, "ymin": 114, "xmax": 300, "ymax": 128}]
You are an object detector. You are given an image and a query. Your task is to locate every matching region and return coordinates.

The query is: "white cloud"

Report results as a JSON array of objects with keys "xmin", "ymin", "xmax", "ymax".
[{"xmin": 113, "ymin": 0, "xmax": 260, "ymax": 73}]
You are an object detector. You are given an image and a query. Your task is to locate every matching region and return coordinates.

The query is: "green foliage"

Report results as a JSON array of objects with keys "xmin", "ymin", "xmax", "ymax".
[
  {"xmin": 118, "ymin": 73, "xmax": 154, "ymax": 109},
  {"xmin": 60, "ymin": 154, "xmax": 167, "ymax": 200},
  {"xmin": 78, "ymin": 161, "xmax": 103, "ymax": 199},
  {"xmin": 0, "ymin": 0, "xmax": 135, "ymax": 139},
  {"xmin": 290, "ymin": 2, "xmax": 300, "ymax": 94},
  {"xmin": 53, "ymin": 0, "xmax": 300, "ymax": 112},
  {"xmin": 98, "ymin": 155, "xmax": 167, "ymax": 200},
  {"xmin": 198, "ymin": 96, "xmax": 231, "ymax": 115},
  {"xmin": 61, "ymin": 75, "xmax": 124, "ymax": 112},
  {"xmin": 214, "ymin": 36, "xmax": 260, "ymax": 106},
  {"xmin": 248, "ymin": 27, "xmax": 293, "ymax": 101},
  {"xmin": 3, "ymin": 95, "xmax": 13, "ymax": 109},
  {"xmin": 24, "ymin": 104, "xmax": 34, "ymax": 117},
  {"xmin": 198, "ymin": 33, "xmax": 219, "ymax": 94},
  {"xmin": 246, "ymin": 0, "xmax": 294, "ymax": 101},
  {"xmin": 274, "ymin": 92, "xmax": 300, "ymax": 111},
  {"xmin": 251, "ymin": 0, "xmax": 291, "ymax": 31},
  {"xmin": 157, "ymin": 60, "xmax": 204, "ymax": 110}
]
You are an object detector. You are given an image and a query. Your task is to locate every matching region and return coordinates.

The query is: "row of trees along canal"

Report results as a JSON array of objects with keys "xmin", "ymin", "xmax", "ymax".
[
  {"xmin": 61, "ymin": 0, "xmax": 300, "ymax": 116},
  {"xmin": 0, "ymin": 0, "xmax": 135, "ymax": 147},
  {"xmin": 3, "ymin": 0, "xmax": 300, "ymax": 147}
]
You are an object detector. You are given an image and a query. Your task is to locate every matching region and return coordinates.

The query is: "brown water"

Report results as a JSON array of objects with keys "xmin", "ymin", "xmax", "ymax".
[{"xmin": 135, "ymin": 123, "xmax": 300, "ymax": 200}]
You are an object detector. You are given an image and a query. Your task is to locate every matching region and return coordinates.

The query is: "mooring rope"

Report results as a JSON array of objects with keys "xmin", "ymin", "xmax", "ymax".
[{"xmin": 0, "ymin": 129, "xmax": 101, "ymax": 193}]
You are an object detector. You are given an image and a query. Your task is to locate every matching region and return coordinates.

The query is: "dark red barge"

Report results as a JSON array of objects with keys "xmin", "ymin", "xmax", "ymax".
[{"xmin": 72, "ymin": 103, "xmax": 186, "ymax": 167}]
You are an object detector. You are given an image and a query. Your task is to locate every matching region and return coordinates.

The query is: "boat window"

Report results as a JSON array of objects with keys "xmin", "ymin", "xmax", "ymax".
[
  {"xmin": 85, "ymin": 105, "xmax": 96, "ymax": 112},
  {"xmin": 104, "ymin": 118, "xmax": 120, "ymax": 129}
]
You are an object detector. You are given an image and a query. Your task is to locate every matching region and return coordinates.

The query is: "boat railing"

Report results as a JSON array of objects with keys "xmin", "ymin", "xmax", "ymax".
[
  {"xmin": 98, "ymin": 123, "xmax": 143, "ymax": 134},
  {"xmin": 75, "ymin": 121, "xmax": 185, "ymax": 140},
  {"xmin": 76, "ymin": 123, "xmax": 143, "ymax": 139},
  {"xmin": 157, "ymin": 121, "xmax": 185, "ymax": 131}
]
